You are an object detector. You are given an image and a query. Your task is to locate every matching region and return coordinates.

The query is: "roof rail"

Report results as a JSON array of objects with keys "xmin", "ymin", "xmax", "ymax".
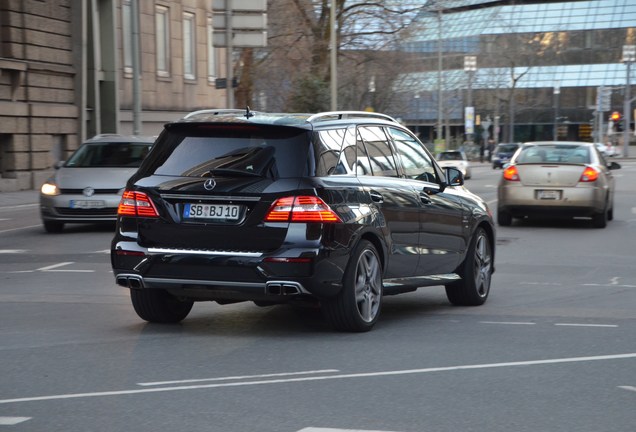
[
  {"xmin": 91, "ymin": 133, "xmax": 124, "ymax": 138},
  {"xmin": 306, "ymin": 111, "xmax": 398, "ymax": 123},
  {"xmin": 183, "ymin": 108, "xmax": 258, "ymax": 119}
]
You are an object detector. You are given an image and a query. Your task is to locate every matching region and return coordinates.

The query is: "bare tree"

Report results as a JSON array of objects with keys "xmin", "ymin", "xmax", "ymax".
[{"xmin": 238, "ymin": 0, "xmax": 421, "ymax": 112}]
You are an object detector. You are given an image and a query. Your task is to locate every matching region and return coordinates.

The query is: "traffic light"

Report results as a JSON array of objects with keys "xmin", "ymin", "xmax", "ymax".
[{"xmin": 610, "ymin": 111, "xmax": 621, "ymax": 122}]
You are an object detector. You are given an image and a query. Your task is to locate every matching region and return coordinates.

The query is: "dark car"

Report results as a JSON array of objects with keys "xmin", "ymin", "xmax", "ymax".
[
  {"xmin": 111, "ymin": 109, "xmax": 495, "ymax": 332},
  {"xmin": 40, "ymin": 134, "xmax": 154, "ymax": 233},
  {"xmin": 492, "ymin": 143, "xmax": 520, "ymax": 169}
]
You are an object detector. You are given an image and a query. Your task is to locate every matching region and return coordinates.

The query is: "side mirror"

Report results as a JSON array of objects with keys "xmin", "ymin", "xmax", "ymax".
[
  {"xmin": 54, "ymin": 161, "xmax": 65, "ymax": 169},
  {"xmin": 444, "ymin": 167, "xmax": 464, "ymax": 189}
]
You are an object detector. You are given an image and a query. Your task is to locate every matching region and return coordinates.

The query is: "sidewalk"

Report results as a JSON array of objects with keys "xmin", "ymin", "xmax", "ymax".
[{"xmin": 0, "ymin": 190, "xmax": 39, "ymax": 207}]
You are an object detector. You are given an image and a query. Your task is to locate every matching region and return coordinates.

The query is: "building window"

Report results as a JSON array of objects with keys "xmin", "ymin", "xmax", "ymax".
[
  {"xmin": 183, "ymin": 12, "xmax": 196, "ymax": 80},
  {"xmin": 155, "ymin": 5, "xmax": 170, "ymax": 77},
  {"xmin": 207, "ymin": 15, "xmax": 218, "ymax": 81},
  {"xmin": 122, "ymin": 0, "xmax": 132, "ymax": 74}
]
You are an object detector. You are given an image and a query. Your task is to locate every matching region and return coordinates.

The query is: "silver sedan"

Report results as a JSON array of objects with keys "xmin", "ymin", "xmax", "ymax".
[
  {"xmin": 40, "ymin": 134, "xmax": 154, "ymax": 233},
  {"xmin": 497, "ymin": 141, "xmax": 621, "ymax": 228}
]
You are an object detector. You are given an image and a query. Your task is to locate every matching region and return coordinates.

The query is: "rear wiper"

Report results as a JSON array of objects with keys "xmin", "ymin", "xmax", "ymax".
[{"xmin": 201, "ymin": 168, "xmax": 262, "ymax": 178}]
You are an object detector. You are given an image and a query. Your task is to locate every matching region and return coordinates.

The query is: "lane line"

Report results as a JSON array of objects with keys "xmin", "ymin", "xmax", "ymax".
[
  {"xmin": 0, "ymin": 249, "xmax": 28, "ymax": 254},
  {"xmin": 619, "ymin": 386, "xmax": 636, "ymax": 393},
  {"xmin": 298, "ymin": 428, "xmax": 398, "ymax": 432},
  {"xmin": 0, "ymin": 417, "xmax": 31, "ymax": 425},
  {"xmin": 555, "ymin": 323, "xmax": 618, "ymax": 328},
  {"xmin": 480, "ymin": 321, "xmax": 535, "ymax": 325},
  {"xmin": 1, "ymin": 353, "xmax": 635, "ymax": 405},
  {"xmin": 0, "ymin": 204, "xmax": 38, "ymax": 212},
  {"xmin": 0, "ymin": 224, "xmax": 41, "ymax": 234},
  {"xmin": 36, "ymin": 262, "xmax": 74, "ymax": 271},
  {"xmin": 138, "ymin": 369, "xmax": 341, "ymax": 386}
]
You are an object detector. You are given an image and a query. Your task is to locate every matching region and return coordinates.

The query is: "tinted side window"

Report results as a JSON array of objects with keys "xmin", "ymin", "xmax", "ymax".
[
  {"xmin": 358, "ymin": 126, "xmax": 398, "ymax": 178},
  {"xmin": 315, "ymin": 129, "xmax": 346, "ymax": 176},
  {"xmin": 388, "ymin": 127, "xmax": 437, "ymax": 183}
]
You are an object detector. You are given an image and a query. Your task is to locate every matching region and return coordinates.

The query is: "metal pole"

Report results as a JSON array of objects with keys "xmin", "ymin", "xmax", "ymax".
[
  {"xmin": 553, "ymin": 85, "xmax": 560, "ymax": 141},
  {"xmin": 437, "ymin": 8, "xmax": 443, "ymax": 145},
  {"xmin": 225, "ymin": 0, "xmax": 234, "ymax": 108},
  {"xmin": 623, "ymin": 60, "xmax": 631, "ymax": 157},
  {"xmin": 330, "ymin": 1, "xmax": 337, "ymax": 111},
  {"xmin": 131, "ymin": 0, "xmax": 141, "ymax": 135}
]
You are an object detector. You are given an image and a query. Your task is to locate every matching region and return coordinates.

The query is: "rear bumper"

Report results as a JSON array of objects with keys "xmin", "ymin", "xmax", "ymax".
[
  {"xmin": 111, "ymin": 243, "xmax": 350, "ymax": 301},
  {"xmin": 498, "ymin": 184, "xmax": 606, "ymax": 217}
]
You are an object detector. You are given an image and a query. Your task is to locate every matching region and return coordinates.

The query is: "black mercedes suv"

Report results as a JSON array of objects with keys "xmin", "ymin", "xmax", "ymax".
[{"xmin": 111, "ymin": 109, "xmax": 495, "ymax": 332}]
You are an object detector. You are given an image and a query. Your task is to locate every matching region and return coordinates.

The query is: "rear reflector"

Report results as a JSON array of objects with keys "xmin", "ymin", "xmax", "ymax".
[{"xmin": 264, "ymin": 196, "xmax": 342, "ymax": 223}]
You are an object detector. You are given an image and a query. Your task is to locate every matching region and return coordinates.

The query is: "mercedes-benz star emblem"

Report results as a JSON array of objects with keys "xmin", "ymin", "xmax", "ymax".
[
  {"xmin": 83, "ymin": 187, "xmax": 95, "ymax": 197},
  {"xmin": 204, "ymin": 178, "xmax": 216, "ymax": 191}
]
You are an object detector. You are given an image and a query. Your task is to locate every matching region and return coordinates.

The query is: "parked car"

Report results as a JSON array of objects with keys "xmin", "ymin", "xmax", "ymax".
[
  {"xmin": 492, "ymin": 143, "xmax": 520, "ymax": 169},
  {"xmin": 111, "ymin": 109, "xmax": 496, "ymax": 332},
  {"xmin": 594, "ymin": 142, "xmax": 617, "ymax": 158},
  {"xmin": 40, "ymin": 134, "xmax": 154, "ymax": 233},
  {"xmin": 497, "ymin": 141, "xmax": 621, "ymax": 228},
  {"xmin": 436, "ymin": 150, "xmax": 472, "ymax": 179}
]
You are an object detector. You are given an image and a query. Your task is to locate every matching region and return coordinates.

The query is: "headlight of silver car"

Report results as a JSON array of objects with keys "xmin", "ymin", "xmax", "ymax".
[{"xmin": 41, "ymin": 181, "xmax": 60, "ymax": 196}]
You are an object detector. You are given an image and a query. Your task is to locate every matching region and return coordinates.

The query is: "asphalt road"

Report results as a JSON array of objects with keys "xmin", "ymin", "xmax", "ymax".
[{"xmin": 1, "ymin": 161, "xmax": 635, "ymax": 432}]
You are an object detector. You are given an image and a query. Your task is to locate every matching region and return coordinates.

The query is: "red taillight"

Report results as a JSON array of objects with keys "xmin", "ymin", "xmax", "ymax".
[
  {"xmin": 503, "ymin": 165, "xmax": 520, "ymax": 181},
  {"xmin": 264, "ymin": 196, "xmax": 342, "ymax": 223},
  {"xmin": 117, "ymin": 191, "xmax": 159, "ymax": 217},
  {"xmin": 579, "ymin": 166, "xmax": 599, "ymax": 182}
]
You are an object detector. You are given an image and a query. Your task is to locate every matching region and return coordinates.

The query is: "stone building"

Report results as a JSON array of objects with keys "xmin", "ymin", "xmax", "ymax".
[{"xmin": 0, "ymin": 0, "xmax": 228, "ymax": 192}]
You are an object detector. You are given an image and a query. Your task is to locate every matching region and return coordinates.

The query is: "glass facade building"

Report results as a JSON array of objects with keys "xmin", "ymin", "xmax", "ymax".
[{"xmin": 395, "ymin": 0, "xmax": 636, "ymax": 145}]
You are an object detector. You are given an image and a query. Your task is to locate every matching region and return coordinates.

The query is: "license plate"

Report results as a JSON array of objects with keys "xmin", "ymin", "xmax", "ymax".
[
  {"xmin": 537, "ymin": 190, "xmax": 561, "ymax": 200},
  {"xmin": 183, "ymin": 203, "xmax": 241, "ymax": 220},
  {"xmin": 70, "ymin": 200, "xmax": 106, "ymax": 209}
]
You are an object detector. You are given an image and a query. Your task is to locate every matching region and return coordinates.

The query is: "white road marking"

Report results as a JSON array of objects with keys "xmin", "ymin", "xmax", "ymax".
[
  {"xmin": 0, "ymin": 224, "xmax": 41, "ymax": 234},
  {"xmin": 480, "ymin": 321, "xmax": 535, "ymax": 325},
  {"xmin": 138, "ymin": 369, "xmax": 340, "ymax": 386},
  {"xmin": 0, "ymin": 204, "xmax": 37, "ymax": 212},
  {"xmin": 94, "ymin": 249, "xmax": 111, "ymax": 254},
  {"xmin": 0, "ymin": 417, "xmax": 31, "ymax": 425},
  {"xmin": 299, "ymin": 428, "xmax": 399, "ymax": 432},
  {"xmin": 35, "ymin": 262, "xmax": 94, "ymax": 273},
  {"xmin": 36, "ymin": 262, "xmax": 74, "ymax": 271},
  {"xmin": 619, "ymin": 386, "xmax": 636, "ymax": 393},
  {"xmin": 1, "ymin": 353, "xmax": 635, "ymax": 405},
  {"xmin": 0, "ymin": 249, "xmax": 27, "ymax": 254},
  {"xmin": 555, "ymin": 323, "xmax": 618, "ymax": 328}
]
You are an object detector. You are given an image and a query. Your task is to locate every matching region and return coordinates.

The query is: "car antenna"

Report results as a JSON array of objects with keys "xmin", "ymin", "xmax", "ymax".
[{"xmin": 245, "ymin": 106, "xmax": 254, "ymax": 119}]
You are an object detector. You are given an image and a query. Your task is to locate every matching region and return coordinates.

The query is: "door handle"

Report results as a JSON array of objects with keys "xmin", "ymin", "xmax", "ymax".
[
  {"xmin": 419, "ymin": 192, "xmax": 432, "ymax": 204},
  {"xmin": 369, "ymin": 191, "xmax": 384, "ymax": 203}
]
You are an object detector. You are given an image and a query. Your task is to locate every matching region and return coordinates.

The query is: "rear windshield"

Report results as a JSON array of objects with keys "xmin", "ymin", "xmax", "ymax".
[
  {"xmin": 65, "ymin": 142, "xmax": 151, "ymax": 168},
  {"xmin": 438, "ymin": 152, "xmax": 463, "ymax": 161},
  {"xmin": 516, "ymin": 145, "xmax": 591, "ymax": 164},
  {"xmin": 139, "ymin": 124, "xmax": 311, "ymax": 179},
  {"xmin": 497, "ymin": 144, "xmax": 518, "ymax": 153}
]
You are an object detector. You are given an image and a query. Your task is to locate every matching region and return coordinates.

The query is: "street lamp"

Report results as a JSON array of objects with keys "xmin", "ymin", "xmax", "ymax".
[
  {"xmin": 553, "ymin": 83, "xmax": 560, "ymax": 141},
  {"xmin": 464, "ymin": 55, "xmax": 477, "ymax": 143},
  {"xmin": 622, "ymin": 45, "xmax": 635, "ymax": 157}
]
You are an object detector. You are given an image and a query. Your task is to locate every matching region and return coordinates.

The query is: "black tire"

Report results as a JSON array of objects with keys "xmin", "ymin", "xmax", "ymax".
[
  {"xmin": 497, "ymin": 209, "xmax": 512, "ymax": 226},
  {"xmin": 592, "ymin": 200, "xmax": 608, "ymax": 228},
  {"xmin": 592, "ymin": 209, "xmax": 607, "ymax": 228},
  {"xmin": 130, "ymin": 289, "xmax": 194, "ymax": 323},
  {"xmin": 322, "ymin": 240, "xmax": 383, "ymax": 332},
  {"xmin": 43, "ymin": 220, "xmax": 64, "ymax": 233},
  {"xmin": 445, "ymin": 227, "xmax": 493, "ymax": 306}
]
